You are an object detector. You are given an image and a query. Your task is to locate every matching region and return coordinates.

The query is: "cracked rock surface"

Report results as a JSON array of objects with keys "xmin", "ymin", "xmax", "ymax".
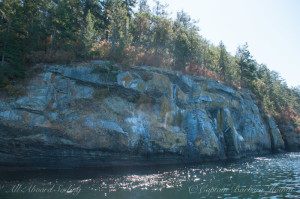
[{"xmin": 0, "ymin": 63, "xmax": 297, "ymax": 168}]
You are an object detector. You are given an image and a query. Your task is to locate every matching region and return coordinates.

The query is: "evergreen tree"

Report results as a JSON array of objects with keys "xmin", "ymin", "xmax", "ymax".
[
  {"xmin": 0, "ymin": 0, "xmax": 26, "ymax": 84},
  {"xmin": 186, "ymin": 25, "xmax": 200, "ymax": 73},
  {"xmin": 105, "ymin": 0, "xmax": 132, "ymax": 62},
  {"xmin": 173, "ymin": 11, "xmax": 193, "ymax": 69},
  {"xmin": 236, "ymin": 43, "xmax": 257, "ymax": 88},
  {"xmin": 131, "ymin": 0, "xmax": 151, "ymax": 64},
  {"xmin": 218, "ymin": 41, "xmax": 230, "ymax": 82}
]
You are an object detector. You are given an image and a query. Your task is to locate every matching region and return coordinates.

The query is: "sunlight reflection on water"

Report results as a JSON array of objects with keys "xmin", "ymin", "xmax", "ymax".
[{"xmin": 0, "ymin": 153, "xmax": 299, "ymax": 199}]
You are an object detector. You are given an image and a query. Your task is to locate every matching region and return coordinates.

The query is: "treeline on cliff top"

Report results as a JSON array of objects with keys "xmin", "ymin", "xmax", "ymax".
[{"xmin": 0, "ymin": 0, "xmax": 299, "ymax": 131}]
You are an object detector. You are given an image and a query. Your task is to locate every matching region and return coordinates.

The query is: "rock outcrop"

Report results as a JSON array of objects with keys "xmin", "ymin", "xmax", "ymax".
[{"xmin": 0, "ymin": 63, "xmax": 297, "ymax": 167}]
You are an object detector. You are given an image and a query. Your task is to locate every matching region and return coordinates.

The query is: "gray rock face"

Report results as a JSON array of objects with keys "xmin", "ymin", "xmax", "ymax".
[
  {"xmin": 278, "ymin": 124, "xmax": 300, "ymax": 151},
  {"xmin": 0, "ymin": 64, "xmax": 297, "ymax": 167},
  {"xmin": 267, "ymin": 118, "xmax": 285, "ymax": 152}
]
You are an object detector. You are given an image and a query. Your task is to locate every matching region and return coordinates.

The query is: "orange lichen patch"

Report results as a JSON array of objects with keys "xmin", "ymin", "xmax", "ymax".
[
  {"xmin": 122, "ymin": 75, "xmax": 133, "ymax": 87},
  {"xmin": 152, "ymin": 74, "xmax": 171, "ymax": 94},
  {"xmin": 51, "ymin": 74, "xmax": 54, "ymax": 83},
  {"xmin": 150, "ymin": 127, "xmax": 187, "ymax": 149},
  {"xmin": 45, "ymin": 99, "xmax": 55, "ymax": 113},
  {"xmin": 21, "ymin": 112, "xmax": 32, "ymax": 124},
  {"xmin": 45, "ymin": 120, "xmax": 51, "ymax": 128},
  {"xmin": 159, "ymin": 97, "xmax": 170, "ymax": 119},
  {"xmin": 93, "ymin": 89, "xmax": 107, "ymax": 101},
  {"xmin": 136, "ymin": 94, "xmax": 153, "ymax": 112},
  {"xmin": 177, "ymin": 89, "xmax": 187, "ymax": 104},
  {"xmin": 120, "ymin": 135, "xmax": 127, "ymax": 146},
  {"xmin": 97, "ymin": 134, "xmax": 111, "ymax": 148},
  {"xmin": 194, "ymin": 134, "xmax": 220, "ymax": 156},
  {"xmin": 96, "ymin": 132, "xmax": 127, "ymax": 149}
]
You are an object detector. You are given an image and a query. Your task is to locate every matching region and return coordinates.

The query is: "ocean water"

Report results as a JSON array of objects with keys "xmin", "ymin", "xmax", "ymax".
[{"xmin": 0, "ymin": 153, "xmax": 299, "ymax": 199}]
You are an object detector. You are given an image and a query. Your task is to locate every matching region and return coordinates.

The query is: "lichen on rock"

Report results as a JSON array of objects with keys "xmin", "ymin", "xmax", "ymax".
[{"xmin": 0, "ymin": 63, "xmax": 298, "ymax": 168}]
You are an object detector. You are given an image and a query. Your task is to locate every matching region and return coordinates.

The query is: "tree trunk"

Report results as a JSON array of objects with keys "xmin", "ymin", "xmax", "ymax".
[
  {"xmin": 173, "ymin": 54, "xmax": 176, "ymax": 67},
  {"xmin": 49, "ymin": 27, "xmax": 56, "ymax": 53},
  {"xmin": 190, "ymin": 54, "xmax": 192, "ymax": 73},
  {"xmin": 168, "ymin": 49, "xmax": 171, "ymax": 69},
  {"xmin": 197, "ymin": 50, "xmax": 201, "ymax": 76},
  {"xmin": 110, "ymin": 25, "xmax": 116, "ymax": 61},
  {"xmin": 80, "ymin": 21, "xmax": 84, "ymax": 41},
  {"xmin": 241, "ymin": 64, "xmax": 243, "ymax": 87},
  {"xmin": 1, "ymin": 21, "xmax": 11, "ymax": 66},
  {"xmin": 37, "ymin": 13, "xmax": 45, "ymax": 50},
  {"xmin": 173, "ymin": 40, "xmax": 176, "ymax": 67},
  {"xmin": 164, "ymin": 49, "xmax": 167, "ymax": 69},
  {"xmin": 202, "ymin": 49, "xmax": 206, "ymax": 78}
]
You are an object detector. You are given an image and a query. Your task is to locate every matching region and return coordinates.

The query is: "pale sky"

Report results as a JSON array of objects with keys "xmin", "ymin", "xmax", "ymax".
[{"xmin": 149, "ymin": 0, "xmax": 300, "ymax": 87}]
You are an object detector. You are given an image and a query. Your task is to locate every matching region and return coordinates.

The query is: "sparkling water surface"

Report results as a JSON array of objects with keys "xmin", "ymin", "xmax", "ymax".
[{"xmin": 0, "ymin": 153, "xmax": 299, "ymax": 199}]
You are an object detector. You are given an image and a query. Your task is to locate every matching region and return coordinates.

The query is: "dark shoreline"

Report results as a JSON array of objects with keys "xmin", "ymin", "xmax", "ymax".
[{"xmin": 0, "ymin": 150, "xmax": 292, "ymax": 172}]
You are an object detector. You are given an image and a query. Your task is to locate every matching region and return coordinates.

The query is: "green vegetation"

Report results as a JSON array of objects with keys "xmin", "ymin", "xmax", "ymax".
[{"xmin": 0, "ymin": 0, "xmax": 299, "ymax": 131}]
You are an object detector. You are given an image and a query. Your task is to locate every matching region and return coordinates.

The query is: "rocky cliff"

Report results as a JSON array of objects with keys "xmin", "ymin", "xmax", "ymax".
[{"xmin": 0, "ymin": 62, "xmax": 298, "ymax": 168}]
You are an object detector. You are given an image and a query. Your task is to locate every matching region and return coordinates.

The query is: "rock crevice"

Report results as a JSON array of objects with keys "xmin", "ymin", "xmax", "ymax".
[{"xmin": 0, "ymin": 64, "xmax": 298, "ymax": 167}]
